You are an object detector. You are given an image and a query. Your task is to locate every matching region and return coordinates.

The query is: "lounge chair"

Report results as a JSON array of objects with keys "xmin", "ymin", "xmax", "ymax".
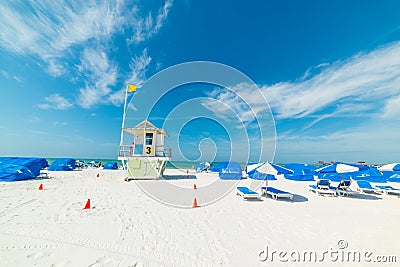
[
  {"xmin": 335, "ymin": 180, "xmax": 358, "ymax": 196},
  {"xmin": 261, "ymin": 186, "xmax": 293, "ymax": 200},
  {"xmin": 375, "ymin": 185, "xmax": 400, "ymax": 195},
  {"xmin": 355, "ymin": 180, "xmax": 377, "ymax": 193},
  {"xmin": 236, "ymin": 186, "xmax": 261, "ymax": 200},
  {"xmin": 309, "ymin": 179, "xmax": 336, "ymax": 196},
  {"xmin": 38, "ymin": 171, "xmax": 49, "ymax": 178}
]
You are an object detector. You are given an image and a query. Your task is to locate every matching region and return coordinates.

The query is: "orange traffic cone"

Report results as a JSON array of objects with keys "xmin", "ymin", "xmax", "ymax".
[
  {"xmin": 194, "ymin": 184, "xmax": 197, "ymax": 190},
  {"xmin": 192, "ymin": 198, "xmax": 198, "ymax": 208},
  {"xmin": 83, "ymin": 199, "xmax": 91, "ymax": 210},
  {"xmin": 96, "ymin": 173, "xmax": 100, "ymax": 178},
  {"xmin": 38, "ymin": 184, "xmax": 43, "ymax": 190}
]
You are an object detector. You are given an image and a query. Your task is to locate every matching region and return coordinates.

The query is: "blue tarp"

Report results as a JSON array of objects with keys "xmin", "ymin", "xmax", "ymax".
[
  {"xmin": 219, "ymin": 162, "xmax": 242, "ymax": 180},
  {"xmin": 249, "ymin": 171, "xmax": 277, "ymax": 180},
  {"xmin": 382, "ymin": 171, "xmax": 400, "ymax": 182},
  {"xmin": 347, "ymin": 167, "xmax": 386, "ymax": 183},
  {"xmin": 0, "ymin": 164, "xmax": 36, "ymax": 182},
  {"xmin": 283, "ymin": 163, "xmax": 315, "ymax": 181},
  {"xmin": 48, "ymin": 158, "xmax": 76, "ymax": 171},
  {"xmin": 318, "ymin": 173, "xmax": 348, "ymax": 182},
  {"xmin": 0, "ymin": 157, "xmax": 48, "ymax": 179},
  {"xmin": 103, "ymin": 162, "xmax": 118, "ymax": 170},
  {"xmin": 210, "ymin": 163, "xmax": 220, "ymax": 172},
  {"xmin": 317, "ymin": 166, "xmax": 387, "ymax": 183}
]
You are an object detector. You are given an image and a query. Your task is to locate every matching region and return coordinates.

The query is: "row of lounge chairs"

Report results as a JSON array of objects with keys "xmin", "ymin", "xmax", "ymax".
[
  {"xmin": 309, "ymin": 179, "xmax": 400, "ymax": 196},
  {"xmin": 236, "ymin": 179, "xmax": 400, "ymax": 201},
  {"xmin": 236, "ymin": 186, "xmax": 294, "ymax": 201}
]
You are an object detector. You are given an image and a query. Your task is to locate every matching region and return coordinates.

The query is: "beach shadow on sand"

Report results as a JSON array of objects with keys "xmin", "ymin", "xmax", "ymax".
[
  {"xmin": 161, "ymin": 175, "xmax": 197, "ymax": 180},
  {"xmin": 343, "ymin": 193, "xmax": 383, "ymax": 200},
  {"xmin": 263, "ymin": 194, "xmax": 309, "ymax": 203}
]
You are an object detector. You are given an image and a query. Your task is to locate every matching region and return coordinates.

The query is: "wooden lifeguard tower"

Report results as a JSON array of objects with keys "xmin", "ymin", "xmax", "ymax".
[{"xmin": 118, "ymin": 120, "xmax": 171, "ymax": 180}]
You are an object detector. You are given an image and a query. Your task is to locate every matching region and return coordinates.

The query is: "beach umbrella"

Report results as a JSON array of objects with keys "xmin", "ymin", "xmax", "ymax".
[
  {"xmin": 254, "ymin": 162, "xmax": 294, "ymax": 187},
  {"xmin": 245, "ymin": 162, "xmax": 264, "ymax": 176},
  {"xmin": 315, "ymin": 162, "xmax": 368, "ymax": 174},
  {"xmin": 378, "ymin": 163, "xmax": 400, "ymax": 182},
  {"xmin": 256, "ymin": 162, "xmax": 294, "ymax": 175},
  {"xmin": 315, "ymin": 162, "xmax": 368, "ymax": 181},
  {"xmin": 378, "ymin": 163, "xmax": 400, "ymax": 172}
]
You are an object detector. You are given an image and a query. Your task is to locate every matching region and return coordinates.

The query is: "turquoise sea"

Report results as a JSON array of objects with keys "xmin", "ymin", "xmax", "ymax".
[{"xmin": 45, "ymin": 158, "xmax": 253, "ymax": 169}]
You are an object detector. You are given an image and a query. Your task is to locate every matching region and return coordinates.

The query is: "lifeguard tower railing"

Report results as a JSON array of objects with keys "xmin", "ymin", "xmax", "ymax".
[{"xmin": 118, "ymin": 145, "xmax": 172, "ymax": 158}]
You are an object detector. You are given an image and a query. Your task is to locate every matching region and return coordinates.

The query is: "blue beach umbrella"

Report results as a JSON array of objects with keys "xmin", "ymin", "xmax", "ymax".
[
  {"xmin": 378, "ymin": 163, "xmax": 400, "ymax": 172},
  {"xmin": 378, "ymin": 163, "xmax": 400, "ymax": 182},
  {"xmin": 252, "ymin": 162, "xmax": 294, "ymax": 186},
  {"xmin": 315, "ymin": 162, "xmax": 368, "ymax": 181},
  {"xmin": 315, "ymin": 162, "xmax": 368, "ymax": 174}
]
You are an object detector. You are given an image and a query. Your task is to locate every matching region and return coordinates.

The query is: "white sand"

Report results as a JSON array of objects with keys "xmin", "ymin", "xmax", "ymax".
[{"xmin": 0, "ymin": 168, "xmax": 399, "ymax": 267}]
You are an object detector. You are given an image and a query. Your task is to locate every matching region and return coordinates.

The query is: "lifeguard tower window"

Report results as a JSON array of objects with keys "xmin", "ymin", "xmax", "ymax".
[{"xmin": 145, "ymin": 133, "xmax": 153, "ymax": 145}]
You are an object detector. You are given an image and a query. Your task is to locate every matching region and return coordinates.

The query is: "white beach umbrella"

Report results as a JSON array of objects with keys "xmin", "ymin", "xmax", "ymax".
[
  {"xmin": 315, "ymin": 162, "xmax": 364, "ymax": 174},
  {"xmin": 378, "ymin": 163, "xmax": 400, "ymax": 172}
]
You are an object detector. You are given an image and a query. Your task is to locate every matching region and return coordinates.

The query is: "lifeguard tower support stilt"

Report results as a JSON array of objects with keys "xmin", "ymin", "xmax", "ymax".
[{"xmin": 118, "ymin": 120, "xmax": 171, "ymax": 180}]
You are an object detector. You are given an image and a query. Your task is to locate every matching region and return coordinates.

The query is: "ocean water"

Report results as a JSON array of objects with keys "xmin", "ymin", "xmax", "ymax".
[
  {"xmin": 45, "ymin": 158, "xmax": 251, "ymax": 170},
  {"xmin": 46, "ymin": 158, "xmax": 211, "ymax": 169}
]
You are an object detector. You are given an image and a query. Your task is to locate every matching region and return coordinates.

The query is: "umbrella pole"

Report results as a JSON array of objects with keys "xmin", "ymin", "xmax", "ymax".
[{"xmin": 265, "ymin": 175, "xmax": 268, "ymax": 199}]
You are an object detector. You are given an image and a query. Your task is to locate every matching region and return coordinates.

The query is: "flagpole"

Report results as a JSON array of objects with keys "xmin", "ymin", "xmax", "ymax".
[{"xmin": 119, "ymin": 84, "xmax": 129, "ymax": 149}]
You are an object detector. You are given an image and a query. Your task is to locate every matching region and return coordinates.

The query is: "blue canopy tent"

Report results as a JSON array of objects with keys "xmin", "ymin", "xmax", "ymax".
[
  {"xmin": 210, "ymin": 163, "xmax": 220, "ymax": 172},
  {"xmin": 103, "ymin": 162, "xmax": 118, "ymax": 170},
  {"xmin": 0, "ymin": 157, "xmax": 48, "ymax": 178},
  {"xmin": 218, "ymin": 162, "xmax": 242, "ymax": 180},
  {"xmin": 0, "ymin": 164, "xmax": 36, "ymax": 182},
  {"xmin": 210, "ymin": 164, "xmax": 219, "ymax": 172},
  {"xmin": 48, "ymin": 158, "xmax": 76, "ymax": 171},
  {"xmin": 283, "ymin": 163, "xmax": 315, "ymax": 181}
]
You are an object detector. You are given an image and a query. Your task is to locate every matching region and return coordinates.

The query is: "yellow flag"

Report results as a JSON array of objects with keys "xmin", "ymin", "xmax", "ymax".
[{"xmin": 128, "ymin": 84, "xmax": 137, "ymax": 93}]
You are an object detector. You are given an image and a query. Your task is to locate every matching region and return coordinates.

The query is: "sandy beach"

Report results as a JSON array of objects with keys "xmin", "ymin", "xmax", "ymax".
[{"xmin": 0, "ymin": 168, "xmax": 399, "ymax": 266}]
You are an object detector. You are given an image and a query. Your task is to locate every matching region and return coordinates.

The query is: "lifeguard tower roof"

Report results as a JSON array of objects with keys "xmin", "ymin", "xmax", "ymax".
[{"xmin": 123, "ymin": 120, "xmax": 168, "ymax": 136}]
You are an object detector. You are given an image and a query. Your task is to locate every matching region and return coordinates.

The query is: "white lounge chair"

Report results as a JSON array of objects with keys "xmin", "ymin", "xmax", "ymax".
[
  {"xmin": 334, "ymin": 180, "xmax": 358, "ymax": 196},
  {"xmin": 355, "ymin": 180, "xmax": 378, "ymax": 193},
  {"xmin": 309, "ymin": 179, "xmax": 336, "ymax": 196},
  {"xmin": 375, "ymin": 185, "xmax": 400, "ymax": 195},
  {"xmin": 236, "ymin": 186, "xmax": 261, "ymax": 200},
  {"xmin": 261, "ymin": 186, "xmax": 293, "ymax": 200}
]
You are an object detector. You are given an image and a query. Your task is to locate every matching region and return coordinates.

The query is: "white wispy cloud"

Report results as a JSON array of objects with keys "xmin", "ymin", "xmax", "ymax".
[
  {"xmin": 129, "ymin": 0, "xmax": 173, "ymax": 44},
  {"xmin": 382, "ymin": 95, "xmax": 400, "ymax": 119},
  {"xmin": 0, "ymin": 69, "xmax": 22, "ymax": 82},
  {"xmin": 262, "ymin": 42, "xmax": 400, "ymax": 119},
  {"xmin": 0, "ymin": 1, "xmax": 128, "ymax": 73},
  {"xmin": 205, "ymin": 42, "xmax": 400, "ymax": 124},
  {"xmin": 37, "ymin": 94, "xmax": 73, "ymax": 110},
  {"xmin": 109, "ymin": 48, "xmax": 152, "ymax": 106},
  {"xmin": 77, "ymin": 48, "xmax": 118, "ymax": 108},
  {"xmin": 0, "ymin": 0, "xmax": 174, "ymax": 109}
]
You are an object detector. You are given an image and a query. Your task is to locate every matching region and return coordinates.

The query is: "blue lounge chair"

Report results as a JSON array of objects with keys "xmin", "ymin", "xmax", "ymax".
[
  {"xmin": 236, "ymin": 186, "xmax": 260, "ymax": 200},
  {"xmin": 375, "ymin": 185, "xmax": 400, "ymax": 195},
  {"xmin": 355, "ymin": 180, "xmax": 377, "ymax": 193},
  {"xmin": 309, "ymin": 179, "xmax": 336, "ymax": 196},
  {"xmin": 261, "ymin": 186, "xmax": 293, "ymax": 200}
]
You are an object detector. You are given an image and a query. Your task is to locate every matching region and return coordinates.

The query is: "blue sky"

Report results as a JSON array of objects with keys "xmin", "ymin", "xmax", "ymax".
[{"xmin": 1, "ymin": 1, "xmax": 400, "ymax": 164}]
